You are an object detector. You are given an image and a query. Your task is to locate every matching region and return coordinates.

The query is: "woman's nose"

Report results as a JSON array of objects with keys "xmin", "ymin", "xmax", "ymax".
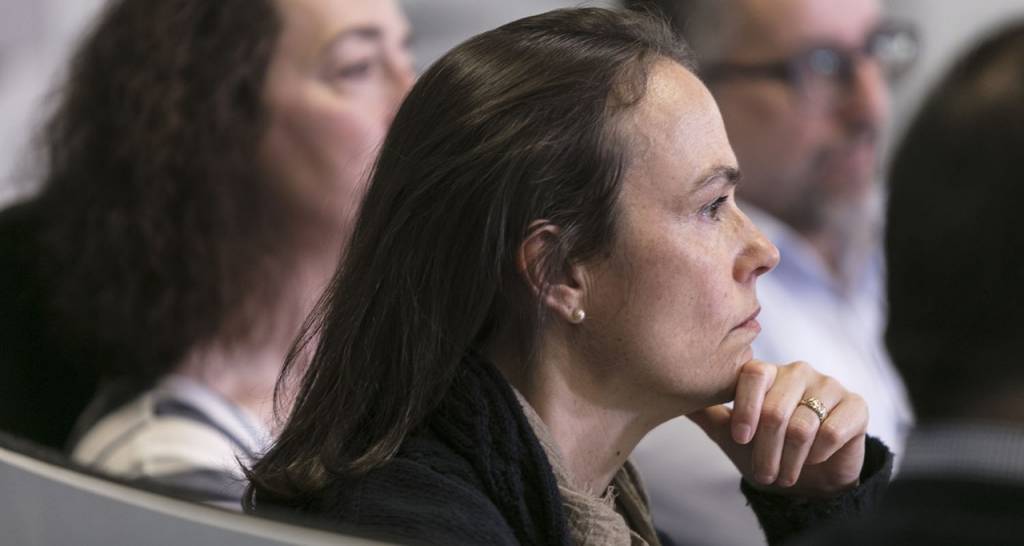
[
  {"xmin": 394, "ymin": 63, "xmax": 415, "ymax": 98},
  {"xmin": 381, "ymin": 59, "xmax": 415, "ymax": 126},
  {"xmin": 389, "ymin": 51, "xmax": 416, "ymax": 104},
  {"xmin": 734, "ymin": 217, "xmax": 780, "ymax": 283}
]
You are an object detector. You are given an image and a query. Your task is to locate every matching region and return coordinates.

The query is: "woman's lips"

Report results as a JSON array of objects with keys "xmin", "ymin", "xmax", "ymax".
[
  {"xmin": 734, "ymin": 307, "xmax": 762, "ymax": 333},
  {"xmin": 737, "ymin": 318, "xmax": 761, "ymax": 333}
]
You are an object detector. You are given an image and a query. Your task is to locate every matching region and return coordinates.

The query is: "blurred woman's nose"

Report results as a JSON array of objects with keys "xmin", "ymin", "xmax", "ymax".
[
  {"xmin": 386, "ymin": 52, "xmax": 415, "ymax": 114},
  {"xmin": 735, "ymin": 217, "xmax": 780, "ymax": 284}
]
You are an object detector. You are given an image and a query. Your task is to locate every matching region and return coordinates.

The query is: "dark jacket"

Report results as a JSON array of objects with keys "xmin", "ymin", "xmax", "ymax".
[
  {"xmin": 795, "ymin": 477, "xmax": 1024, "ymax": 545},
  {"xmin": 0, "ymin": 201, "xmax": 101, "ymax": 450},
  {"xmin": 252, "ymin": 356, "xmax": 893, "ymax": 545}
]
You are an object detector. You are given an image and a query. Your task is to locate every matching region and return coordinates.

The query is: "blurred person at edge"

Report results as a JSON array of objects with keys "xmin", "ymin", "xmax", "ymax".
[
  {"xmin": 0, "ymin": 0, "xmax": 413, "ymax": 505},
  {"xmin": 624, "ymin": 0, "xmax": 916, "ymax": 544},
  {"xmin": 799, "ymin": 22, "xmax": 1024, "ymax": 545}
]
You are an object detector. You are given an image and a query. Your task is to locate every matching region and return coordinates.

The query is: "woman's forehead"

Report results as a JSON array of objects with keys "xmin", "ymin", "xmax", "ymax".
[
  {"xmin": 274, "ymin": 0, "xmax": 409, "ymax": 47},
  {"xmin": 622, "ymin": 61, "xmax": 737, "ymax": 193}
]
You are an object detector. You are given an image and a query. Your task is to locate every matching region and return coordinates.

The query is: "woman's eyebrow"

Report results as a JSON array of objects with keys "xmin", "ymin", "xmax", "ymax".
[
  {"xmin": 321, "ymin": 25, "xmax": 384, "ymax": 55},
  {"xmin": 690, "ymin": 165, "xmax": 742, "ymax": 194}
]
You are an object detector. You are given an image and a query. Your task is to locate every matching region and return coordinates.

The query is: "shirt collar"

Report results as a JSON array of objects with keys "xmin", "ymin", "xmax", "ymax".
[{"xmin": 155, "ymin": 375, "xmax": 271, "ymax": 459}]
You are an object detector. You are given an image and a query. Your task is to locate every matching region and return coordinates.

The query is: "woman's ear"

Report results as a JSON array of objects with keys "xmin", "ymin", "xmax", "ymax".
[{"xmin": 517, "ymin": 220, "xmax": 588, "ymax": 324}]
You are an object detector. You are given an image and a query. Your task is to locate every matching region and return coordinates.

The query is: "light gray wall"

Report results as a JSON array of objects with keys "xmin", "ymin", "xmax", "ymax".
[
  {"xmin": 887, "ymin": 0, "xmax": 1024, "ymax": 146},
  {"xmin": 0, "ymin": 0, "xmax": 106, "ymax": 204},
  {"xmin": 402, "ymin": 0, "xmax": 614, "ymax": 73}
]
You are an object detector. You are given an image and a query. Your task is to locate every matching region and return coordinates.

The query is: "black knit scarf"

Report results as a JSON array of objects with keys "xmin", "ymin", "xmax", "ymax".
[{"xmin": 426, "ymin": 354, "xmax": 570, "ymax": 545}]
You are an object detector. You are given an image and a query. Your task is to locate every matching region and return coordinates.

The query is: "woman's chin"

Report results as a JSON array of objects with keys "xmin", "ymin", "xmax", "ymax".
[{"xmin": 736, "ymin": 345, "xmax": 754, "ymax": 367}]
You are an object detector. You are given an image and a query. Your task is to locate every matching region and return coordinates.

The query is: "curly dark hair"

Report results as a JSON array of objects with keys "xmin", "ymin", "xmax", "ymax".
[{"xmin": 35, "ymin": 0, "xmax": 287, "ymax": 385}]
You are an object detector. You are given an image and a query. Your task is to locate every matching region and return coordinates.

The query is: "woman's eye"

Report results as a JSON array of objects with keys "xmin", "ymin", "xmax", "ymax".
[
  {"xmin": 335, "ymin": 61, "xmax": 373, "ymax": 80},
  {"xmin": 702, "ymin": 196, "xmax": 729, "ymax": 221}
]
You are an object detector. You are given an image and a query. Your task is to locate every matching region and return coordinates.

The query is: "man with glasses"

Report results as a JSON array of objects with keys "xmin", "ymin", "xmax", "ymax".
[{"xmin": 625, "ymin": 1, "xmax": 917, "ymax": 544}]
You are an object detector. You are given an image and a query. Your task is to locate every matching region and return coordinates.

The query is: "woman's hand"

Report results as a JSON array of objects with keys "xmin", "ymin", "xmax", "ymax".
[{"xmin": 688, "ymin": 360, "xmax": 868, "ymax": 497}]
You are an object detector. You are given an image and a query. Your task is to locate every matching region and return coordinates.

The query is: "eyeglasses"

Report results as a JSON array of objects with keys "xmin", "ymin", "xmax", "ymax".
[{"xmin": 700, "ymin": 22, "xmax": 919, "ymax": 104}]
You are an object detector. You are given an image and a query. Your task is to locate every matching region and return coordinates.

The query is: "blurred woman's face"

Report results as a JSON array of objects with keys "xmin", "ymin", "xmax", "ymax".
[
  {"xmin": 580, "ymin": 62, "xmax": 779, "ymax": 415},
  {"xmin": 261, "ymin": 0, "xmax": 414, "ymax": 235}
]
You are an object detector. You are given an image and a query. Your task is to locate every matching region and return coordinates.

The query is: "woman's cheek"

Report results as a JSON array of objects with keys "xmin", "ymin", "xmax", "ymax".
[{"xmin": 324, "ymin": 107, "xmax": 388, "ymax": 189}]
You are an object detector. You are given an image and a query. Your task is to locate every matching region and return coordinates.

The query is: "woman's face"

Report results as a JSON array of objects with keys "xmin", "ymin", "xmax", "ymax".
[
  {"xmin": 260, "ymin": 0, "xmax": 414, "ymax": 234},
  {"xmin": 580, "ymin": 61, "xmax": 780, "ymax": 415}
]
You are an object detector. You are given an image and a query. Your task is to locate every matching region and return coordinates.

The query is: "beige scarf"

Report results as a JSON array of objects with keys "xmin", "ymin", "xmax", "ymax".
[{"xmin": 513, "ymin": 391, "xmax": 661, "ymax": 546}]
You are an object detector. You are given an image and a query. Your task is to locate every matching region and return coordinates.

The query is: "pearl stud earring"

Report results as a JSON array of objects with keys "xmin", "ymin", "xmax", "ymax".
[{"xmin": 570, "ymin": 309, "xmax": 586, "ymax": 323}]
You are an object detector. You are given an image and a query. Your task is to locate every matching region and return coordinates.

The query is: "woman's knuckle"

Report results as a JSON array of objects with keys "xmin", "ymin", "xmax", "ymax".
[
  {"xmin": 741, "ymin": 361, "xmax": 770, "ymax": 380},
  {"xmin": 790, "ymin": 360, "xmax": 811, "ymax": 374},
  {"xmin": 761, "ymin": 405, "xmax": 786, "ymax": 429},
  {"xmin": 786, "ymin": 420, "xmax": 815, "ymax": 444},
  {"xmin": 819, "ymin": 422, "xmax": 844, "ymax": 445}
]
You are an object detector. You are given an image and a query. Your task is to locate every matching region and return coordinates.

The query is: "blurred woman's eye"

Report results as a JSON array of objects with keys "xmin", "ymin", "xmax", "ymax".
[{"xmin": 335, "ymin": 60, "xmax": 374, "ymax": 80}]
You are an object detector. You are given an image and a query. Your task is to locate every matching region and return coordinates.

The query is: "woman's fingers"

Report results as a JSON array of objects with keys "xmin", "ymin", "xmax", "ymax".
[
  {"xmin": 730, "ymin": 360, "xmax": 777, "ymax": 445},
  {"xmin": 775, "ymin": 377, "xmax": 845, "ymax": 487},
  {"xmin": 690, "ymin": 405, "xmax": 760, "ymax": 476},
  {"xmin": 820, "ymin": 434, "xmax": 868, "ymax": 492},
  {"xmin": 749, "ymin": 361, "xmax": 809, "ymax": 485},
  {"xmin": 806, "ymin": 394, "xmax": 869, "ymax": 465},
  {"xmin": 687, "ymin": 404, "xmax": 733, "ymax": 444},
  {"xmin": 694, "ymin": 360, "xmax": 870, "ymax": 496}
]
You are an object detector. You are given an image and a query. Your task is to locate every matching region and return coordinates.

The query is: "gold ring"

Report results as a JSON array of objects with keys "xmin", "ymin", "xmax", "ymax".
[{"xmin": 798, "ymin": 397, "xmax": 829, "ymax": 424}]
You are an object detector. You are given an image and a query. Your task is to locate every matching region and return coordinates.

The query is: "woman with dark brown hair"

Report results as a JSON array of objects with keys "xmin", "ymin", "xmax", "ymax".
[
  {"xmin": 246, "ymin": 8, "xmax": 892, "ymax": 544},
  {"xmin": 0, "ymin": 0, "xmax": 413, "ymax": 504}
]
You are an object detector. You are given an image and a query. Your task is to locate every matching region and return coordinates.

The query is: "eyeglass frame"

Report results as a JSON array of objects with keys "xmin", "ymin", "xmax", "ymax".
[{"xmin": 699, "ymin": 21, "xmax": 920, "ymax": 102}]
